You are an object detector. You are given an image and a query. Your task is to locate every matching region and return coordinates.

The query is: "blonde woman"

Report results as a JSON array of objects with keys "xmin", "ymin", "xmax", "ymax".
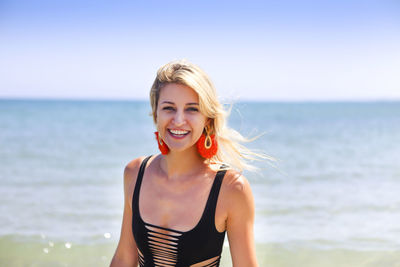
[{"xmin": 111, "ymin": 60, "xmax": 261, "ymax": 267}]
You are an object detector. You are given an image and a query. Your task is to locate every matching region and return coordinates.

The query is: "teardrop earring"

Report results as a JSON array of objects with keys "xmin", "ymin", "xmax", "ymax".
[{"xmin": 196, "ymin": 127, "xmax": 218, "ymax": 159}]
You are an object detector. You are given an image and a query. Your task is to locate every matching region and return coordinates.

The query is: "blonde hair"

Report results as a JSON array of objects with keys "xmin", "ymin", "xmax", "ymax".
[{"xmin": 150, "ymin": 59, "xmax": 269, "ymax": 172}]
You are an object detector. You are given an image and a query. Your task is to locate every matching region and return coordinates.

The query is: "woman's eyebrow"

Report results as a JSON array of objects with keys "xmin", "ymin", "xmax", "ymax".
[
  {"xmin": 160, "ymin": 101, "xmax": 199, "ymax": 105},
  {"xmin": 160, "ymin": 101, "xmax": 175, "ymax": 105}
]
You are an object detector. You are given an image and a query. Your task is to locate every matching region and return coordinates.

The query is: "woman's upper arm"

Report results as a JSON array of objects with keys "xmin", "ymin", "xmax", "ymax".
[
  {"xmin": 225, "ymin": 173, "xmax": 258, "ymax": 267},
  {"xmin": 110, "ymin": 157, "xmax": 144, "ymax": 267}
]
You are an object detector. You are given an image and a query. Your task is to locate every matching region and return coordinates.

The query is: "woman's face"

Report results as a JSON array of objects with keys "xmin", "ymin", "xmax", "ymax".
[{"xmin": 156, "ymin": 83, "xmax": 208, "ymax": 153}]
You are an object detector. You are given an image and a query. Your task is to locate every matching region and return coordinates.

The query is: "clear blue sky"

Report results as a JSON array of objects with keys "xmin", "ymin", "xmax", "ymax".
[{"xmin": 1, "ymin": 0, "xmax": 399, "ymax": 101}]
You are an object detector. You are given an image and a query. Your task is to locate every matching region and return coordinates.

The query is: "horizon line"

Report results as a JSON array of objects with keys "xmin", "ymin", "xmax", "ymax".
[{"xmin": 1, "ymin": 96, "xmax": 399, "ymax": 103}]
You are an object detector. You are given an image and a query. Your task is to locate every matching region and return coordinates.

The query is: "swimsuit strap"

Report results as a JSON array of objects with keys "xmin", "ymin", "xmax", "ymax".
[
  {"xmin": 133, "ymin": 156, "xmax": 152, "ymax": 210},
  {"xmin": 204, "ymin": 167, "xmax": 227, "ymax": 226}
]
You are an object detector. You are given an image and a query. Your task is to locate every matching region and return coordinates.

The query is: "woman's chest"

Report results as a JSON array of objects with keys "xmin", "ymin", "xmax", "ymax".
[{"xmin": 138, "ymin": 175, "xmax": 227, "ymax": 232}]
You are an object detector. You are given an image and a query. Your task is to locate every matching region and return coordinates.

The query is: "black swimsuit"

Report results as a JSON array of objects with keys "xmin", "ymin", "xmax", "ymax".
[{"xmin": 132, "ymin": 156, "xmax": 227, "ymax": 267}]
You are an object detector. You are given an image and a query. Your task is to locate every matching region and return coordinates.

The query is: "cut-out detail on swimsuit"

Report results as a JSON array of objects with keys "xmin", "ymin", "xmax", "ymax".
[{"xmin": 132, "ymin": 156, "xmax": 227, "ymax": 267}]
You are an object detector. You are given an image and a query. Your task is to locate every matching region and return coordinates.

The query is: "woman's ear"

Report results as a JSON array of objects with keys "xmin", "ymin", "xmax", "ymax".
[
  {"xmin": 205, "ymin": 118, "xmax": 214, "ymax": 133},
  {"xmin": 153, "ymin": 107, "xmax": 159, "ymax": 124}
]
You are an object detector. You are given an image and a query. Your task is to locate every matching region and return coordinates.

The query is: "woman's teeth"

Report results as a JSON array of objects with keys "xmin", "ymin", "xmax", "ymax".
[{"xmin": 169, "ymin": 129, "xmax": 189, "ymax": 136}]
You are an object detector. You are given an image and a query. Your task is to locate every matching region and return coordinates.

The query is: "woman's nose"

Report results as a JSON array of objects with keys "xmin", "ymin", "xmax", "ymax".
[{"xmin": 173, "ymin": 110, "xmax": 185, "ymax": 126}]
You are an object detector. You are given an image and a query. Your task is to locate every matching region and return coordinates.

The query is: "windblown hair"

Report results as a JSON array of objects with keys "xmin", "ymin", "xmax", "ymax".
[{"xmin": 150, "ymin": 59, "xmax": 269, "ymax": 172}]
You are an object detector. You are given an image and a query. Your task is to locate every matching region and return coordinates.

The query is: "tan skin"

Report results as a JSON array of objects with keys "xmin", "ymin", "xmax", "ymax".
[{"xmin": 110, "ymin": 83, "xmax": 258, "ymax": 267}]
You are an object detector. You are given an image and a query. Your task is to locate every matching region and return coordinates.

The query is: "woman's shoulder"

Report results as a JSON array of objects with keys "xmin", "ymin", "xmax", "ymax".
[
  {"xmin": 123, "ymin": 156, "xmax": 151, "ymax": 197},
  {"xmin": 220, "ymin": 169, "xmax": 254, "ymax": 212},
  {"xmin": 221, "ymin": 169, "xmax": 252, "ymax": 195},
  {"xmin": 124, "ymin": 156, "xmax": 147, "ymax": 178}
]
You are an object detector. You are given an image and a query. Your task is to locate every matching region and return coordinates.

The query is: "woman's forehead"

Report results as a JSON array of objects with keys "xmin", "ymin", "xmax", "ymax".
[{"xmin": 159, "ymin": 83, "xmax": 199, "ymax": 104}]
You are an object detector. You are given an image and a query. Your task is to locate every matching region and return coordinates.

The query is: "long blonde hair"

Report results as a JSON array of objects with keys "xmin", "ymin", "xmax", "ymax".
[{"xmin": 150, "ymin": 59, "xmax": 269, "ymax": 172}]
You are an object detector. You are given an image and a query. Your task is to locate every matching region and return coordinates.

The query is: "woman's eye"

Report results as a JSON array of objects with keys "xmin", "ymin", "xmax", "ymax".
[
  {"xmin": 187, "ymin": 107, "xmax": 199, "ymax": 112},
  {"xmin": 163, "ymin": 106, "xmax": 175, "ymax": 111}
]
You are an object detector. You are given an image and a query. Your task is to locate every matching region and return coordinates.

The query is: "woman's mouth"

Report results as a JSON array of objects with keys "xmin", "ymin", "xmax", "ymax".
[{"xmin": 168, "ymin": 129, "xmax": 190, "ymax": 138}]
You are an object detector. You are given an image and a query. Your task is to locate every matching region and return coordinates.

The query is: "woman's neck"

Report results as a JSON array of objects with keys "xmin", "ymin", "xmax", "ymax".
[{"xmin": 159, "ymin": 147, "xmax": 206, "ymax": 180}]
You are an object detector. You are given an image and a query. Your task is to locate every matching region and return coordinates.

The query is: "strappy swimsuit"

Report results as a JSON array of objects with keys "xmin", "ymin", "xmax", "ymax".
[{"xmin": 132, "ymin": 156, "xmax": 227, "ymax": 267}]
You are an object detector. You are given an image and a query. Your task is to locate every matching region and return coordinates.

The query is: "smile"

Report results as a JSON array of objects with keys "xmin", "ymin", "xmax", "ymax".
[{"xmin": 168, "ymin": 129, "xmax": 190, "ymax": 138}]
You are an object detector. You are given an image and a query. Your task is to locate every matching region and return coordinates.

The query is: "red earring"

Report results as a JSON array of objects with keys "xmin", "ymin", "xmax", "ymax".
[
  {"xmin": 196, "ymin": 128, "xmax": 218, "ymax": 159},
  {"xmin": 155, "ymin": 132, "xmax": 169, "ymax": 155}
]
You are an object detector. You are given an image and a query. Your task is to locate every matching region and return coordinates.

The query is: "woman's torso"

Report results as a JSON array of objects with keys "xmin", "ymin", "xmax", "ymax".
[{"xmin": 130, "ymin": 156, "xmax": 229, "ymax": 267}]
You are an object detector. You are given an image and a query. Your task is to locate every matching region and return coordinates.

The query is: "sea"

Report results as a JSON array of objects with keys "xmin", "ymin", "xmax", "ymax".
[{"xmin": 0, "ymin": 99, "xmax": 399, "ymax": 267}]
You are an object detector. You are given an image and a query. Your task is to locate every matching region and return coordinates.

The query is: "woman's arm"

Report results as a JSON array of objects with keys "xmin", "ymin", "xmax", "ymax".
[
  {"xmin": 110, "ymin": 158, "xmax": 143, "ymax": 267},
  {"xmin": 225, "ymin": 173, "xmax": 258, "ymax": 267}
]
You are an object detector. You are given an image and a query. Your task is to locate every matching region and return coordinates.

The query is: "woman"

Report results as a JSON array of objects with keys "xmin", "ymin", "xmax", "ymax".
[{"xmin": 110, "ymin": 60, "xmax": 261, "ymax": 267}]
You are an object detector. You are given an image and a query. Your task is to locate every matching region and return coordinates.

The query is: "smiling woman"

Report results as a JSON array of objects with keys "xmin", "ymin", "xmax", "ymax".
[
  {"xmin": 156, "ymin": 83, "xmax": 208, "ymax": 155},
  {"xmin": 110, "ymin": 60, "xmax": 267, "ymax": 267}
]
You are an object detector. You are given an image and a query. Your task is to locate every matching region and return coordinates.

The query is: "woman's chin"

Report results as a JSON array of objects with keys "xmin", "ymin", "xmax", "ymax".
[{"xmin": 166, "ymin": 145, "xmax": 197, "ymax": 154}]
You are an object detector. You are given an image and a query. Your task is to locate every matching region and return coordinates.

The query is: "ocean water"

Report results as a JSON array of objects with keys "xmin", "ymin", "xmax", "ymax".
[{"xmin": 1, "ymin": 99, "xmax": 399, "ymax": 267}]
